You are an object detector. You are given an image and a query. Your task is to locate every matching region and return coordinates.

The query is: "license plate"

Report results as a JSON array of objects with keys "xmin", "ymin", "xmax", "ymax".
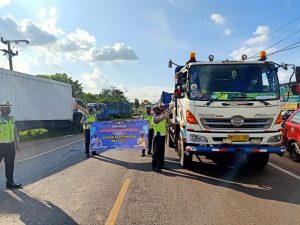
[{"xmin": 227, "ymin": 134, "xmax": 249, "ymax": 142}]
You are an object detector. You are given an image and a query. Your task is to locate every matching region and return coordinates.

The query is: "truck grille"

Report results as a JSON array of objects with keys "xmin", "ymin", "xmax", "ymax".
[{"xmin": 200, "ymin": 118, "xmax": 273, "ymax": 130}]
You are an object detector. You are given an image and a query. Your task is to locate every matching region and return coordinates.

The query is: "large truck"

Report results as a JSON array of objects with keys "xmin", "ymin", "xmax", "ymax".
[
  {"xmin": 168, "ymin": 52, "xmax": 300, "ymax": 168},
  {"xmin": 0, "ymin": 68, "xmax": 81, "ymax": 130}
]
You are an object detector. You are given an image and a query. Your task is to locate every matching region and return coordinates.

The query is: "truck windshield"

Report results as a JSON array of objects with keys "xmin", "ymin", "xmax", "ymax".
[{"xmin": 188, "ymin": 64, "xmax": 279, "ymax": 101}]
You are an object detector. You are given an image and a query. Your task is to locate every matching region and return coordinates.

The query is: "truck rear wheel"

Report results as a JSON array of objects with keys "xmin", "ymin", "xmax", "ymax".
[
  {"xmin": 178, "ymin": 138, "xmax": 192, "ymax": 168},
  {"xmin": 247, "ymin": 153, "xmax": 269, "ymax": 169},
  {"xmin": 288, "ymin": 142, "xmax": 300, "ymax": 162}
]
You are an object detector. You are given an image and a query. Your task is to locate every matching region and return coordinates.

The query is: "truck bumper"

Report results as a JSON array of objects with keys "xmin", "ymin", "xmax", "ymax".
[{"xmin": 185, "ymin": 144, "xmax": 286, "ymax": 154}]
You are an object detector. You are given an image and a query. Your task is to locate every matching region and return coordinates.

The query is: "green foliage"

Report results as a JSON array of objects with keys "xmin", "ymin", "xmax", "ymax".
[
  {"xmin": 19, "ymin": 128, "xmax": 82, "ymax": 142},
  {"xmin": 20, "ymin": 128, "xmax": 48, "ymax": 142},
  {"xmin": 37, "ymin": 73, "xmax": 130, "ymax": 104},
  {"xmin": 134, "ymin": 98, "xmax": 140, "ymax": 109}
]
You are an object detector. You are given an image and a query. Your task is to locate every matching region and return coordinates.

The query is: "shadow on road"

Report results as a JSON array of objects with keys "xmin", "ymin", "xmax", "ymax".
[
  {"xmin": 0, "ymin": 189, "xmax": 77, "ymax": 225},
  {"xmin": 0, "ymin": 140, "xmax": 97, "ymax": 189},
  {"xmin": 93, "ymin": 150, "xmax": 300, "ymax": 206}
]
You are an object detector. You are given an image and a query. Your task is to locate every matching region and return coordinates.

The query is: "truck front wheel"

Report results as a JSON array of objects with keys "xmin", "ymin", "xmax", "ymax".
[
  {"xmin": 247, "ymin": 153, "xmax": 269, "ymax": 169},
  {"xmin": 288, "ymin": 142, "xmax": 300, "ymax": 162}
]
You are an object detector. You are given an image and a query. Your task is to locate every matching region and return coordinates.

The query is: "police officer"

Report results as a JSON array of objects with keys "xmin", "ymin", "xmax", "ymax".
[
  {"xmin": 0, "ymin": 100, "xmax": 22, "ymax": 189},
  {"xmin": 152, "ymin": 103, "xmax": 173, "ymax": 171},
  {"xmin": 80, "ymin": 105, "xmax": 99, "ymax": 157},
  {"xmin": 143, "ymin": 106, "xmax": 154, "ymax": 155}
]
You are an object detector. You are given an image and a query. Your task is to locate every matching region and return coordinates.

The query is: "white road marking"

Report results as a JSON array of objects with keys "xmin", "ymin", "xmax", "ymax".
[
  {"xmin": 16, "ymin": 138, "xmax": 84, "ymax": 163},
  {"xmin": 269, "ymin": 162, "xmax": 300, "ymax": 181}
]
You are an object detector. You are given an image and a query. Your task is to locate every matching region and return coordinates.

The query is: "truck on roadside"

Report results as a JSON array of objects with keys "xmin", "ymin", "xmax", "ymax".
[
  {"xmin": 0, "ymin": 68, "xmax": 82, "ymax": 130},
  {"xmin": 160, "ymin": 91, "xmax": 173, "ymax": 108},
  {"xmin": 167, "ymin": 52, "xmax": 300, "ymax": 168}
]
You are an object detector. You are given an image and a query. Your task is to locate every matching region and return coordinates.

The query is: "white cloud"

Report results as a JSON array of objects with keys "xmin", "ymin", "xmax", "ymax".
[
  {"xmin": 91, "ymin": 43, "xmax": 138, "ymax": 62},
  {"xmin": 122, "ymin": 86, "xmax": 173, "ymax": 102},
  {"xmin": 35, "ymin": 7, "xmax": 63, "ymax": 36},
  {"xmin": 0, "ymin": 0, "xmax": 10, "ymax": 8},
  {"xmin": 81, "ymin": 66, "xmax": 109, "ymax": 94},
  {"xmin": 253, "ymin": 26, "xmax": 270, "ymax": 36},
  {"xmin": 0, "ymin": 7, "xmax": 140, "ymax": 95},
  {"xmin": 223, "ymin": 28, "xmax": 232, "ymax": 36},
  {"xmin": 211, "ymin": 13, "xmax": 226, "ymax": 25},
  {"xmin": 230, "ymin": 25, "xmax": 272, "ymax": 60},
  {"xmin": 0, "ymin": 16, "xmax": 56, "ymax": 46}
]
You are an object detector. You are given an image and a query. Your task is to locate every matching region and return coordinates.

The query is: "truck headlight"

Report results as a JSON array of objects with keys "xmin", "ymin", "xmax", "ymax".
[
  {"xmin": 190, "ymin": 134, "xmax": 208, "ymax": 143},
  {"xmin": 267, "ymin": 134, "xmax": 281, "ymax": 143}
]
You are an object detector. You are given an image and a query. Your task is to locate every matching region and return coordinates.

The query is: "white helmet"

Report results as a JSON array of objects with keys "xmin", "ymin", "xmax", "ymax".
[{"xmin": 0, "ymin": 100, "xmax": 12, "ymax": 107}]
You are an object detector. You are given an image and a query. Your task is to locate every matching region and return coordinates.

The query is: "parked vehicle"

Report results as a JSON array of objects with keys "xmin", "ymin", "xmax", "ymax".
[
  {"xmin": 282, "ymin": 109, "xmax": 300, "ymax": 162},
  {"xmin": 160, "ymin": 91, "xmax": 173, "ymax": 108},
  {"xmin": 167, "ymin": 51, "xmax": 300, "ymax": 169},
  {"xmin": 0, "ymin": 68, "xmax": 81, "ymax": 130}
]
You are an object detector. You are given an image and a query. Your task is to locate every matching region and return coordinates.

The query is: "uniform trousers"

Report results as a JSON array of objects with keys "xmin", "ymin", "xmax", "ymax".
[
  {"xmin": 0, "ymin": 142, "xmax": 16, "ymax": 183},
  {"xmin": 148, "ymin": 128, "xmax": 154, "ymax": 153},
  {"xmin": 84, "ymin": 129, "xmax": 90, "ymax": 154},
  {"xmin": 152, "ymin": 135, "xmax": 166, "ymax": 169}
]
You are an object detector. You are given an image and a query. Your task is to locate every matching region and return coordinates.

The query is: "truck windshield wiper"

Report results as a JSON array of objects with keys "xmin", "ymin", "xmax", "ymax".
[
  {"xmin": 232, "ymin": 96, "xmax": 271, "ymax": 105},
  {"xmin": 206, "ymin": 92, "xmax": 230, "ymax": 106}
]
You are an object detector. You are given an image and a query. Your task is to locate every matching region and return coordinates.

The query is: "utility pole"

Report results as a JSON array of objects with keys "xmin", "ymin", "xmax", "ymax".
[{"xmin": 1, "ymin": 37, "xmax": 29, "ymax": 71}]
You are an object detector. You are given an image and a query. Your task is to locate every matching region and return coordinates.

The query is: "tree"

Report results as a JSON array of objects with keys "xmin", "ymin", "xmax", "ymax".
[
  {"xmin": 37, "ymin": 73, "xmax": 83, "ymax": 98},
  {"xmin": 98, "ymin": 87, "xmax": 128, "ymax": 102},
  {"xmin": 134, "ymin": 98, "xmax": 140, "ymax": 109}
]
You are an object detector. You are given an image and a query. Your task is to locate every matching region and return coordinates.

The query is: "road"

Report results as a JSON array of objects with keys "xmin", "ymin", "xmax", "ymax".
[{"xmin": 0, "ymin": 134, "xmax": 300, "ymax": 225}]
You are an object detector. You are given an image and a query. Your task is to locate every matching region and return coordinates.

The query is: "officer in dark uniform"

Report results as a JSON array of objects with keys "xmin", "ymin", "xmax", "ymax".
[
  {"xmin": 0, "ymin": 100, "xmax": 22, "ymax": 189},
  {"xmin": 143, "ymin": 106, "xmax": 154, "ymax": 155}
]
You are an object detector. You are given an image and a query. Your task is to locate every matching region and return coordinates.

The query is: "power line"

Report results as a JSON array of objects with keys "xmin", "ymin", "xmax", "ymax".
[
  {"xmin": 239, "ymin": 15, "xmax": 300, "ymax": 53},
  {"xmin": 268, "ymin": 44, "xmax": 300, "ymax": 56},
  {"xmin": 248, "ymin": 28, "xmax": 300, "ymax": 59}
]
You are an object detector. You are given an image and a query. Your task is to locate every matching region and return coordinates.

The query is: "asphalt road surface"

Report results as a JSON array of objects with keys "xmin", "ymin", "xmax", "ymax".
[{"xmin": 0, "ymin": 134, "xmax": 300, "ymax": 225}]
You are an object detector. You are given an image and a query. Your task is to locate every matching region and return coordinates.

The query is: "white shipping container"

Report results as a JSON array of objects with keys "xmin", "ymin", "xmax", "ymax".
[{"xmin": 0, "ymin": 68, "xmax": 74, "ymax": 122}]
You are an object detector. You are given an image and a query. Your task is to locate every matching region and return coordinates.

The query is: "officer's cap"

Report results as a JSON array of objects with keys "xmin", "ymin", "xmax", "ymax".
[{"xmin": 0, "ymin": 100, "xmax": 12, "ymax": 107}]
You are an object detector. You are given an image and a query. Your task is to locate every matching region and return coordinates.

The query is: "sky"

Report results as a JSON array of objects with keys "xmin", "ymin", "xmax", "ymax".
[{"xmin": 0, "ymin": 0, "xmax": 300, "ymax": 102}]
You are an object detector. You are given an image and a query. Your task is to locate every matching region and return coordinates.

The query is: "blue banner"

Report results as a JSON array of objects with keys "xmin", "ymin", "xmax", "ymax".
[{"xmin": 90, "ymin": 120, "xmax": 148, "ymax": 151}]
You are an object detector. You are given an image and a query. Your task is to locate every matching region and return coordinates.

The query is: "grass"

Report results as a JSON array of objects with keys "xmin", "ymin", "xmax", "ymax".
[{"xmin": 19, "ymin": 128, "xmax": 82, "ymax": 142}]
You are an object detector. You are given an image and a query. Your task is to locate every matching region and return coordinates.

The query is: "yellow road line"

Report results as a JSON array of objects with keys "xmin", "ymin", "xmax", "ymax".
[{"xmin": 105, "ymin": 179, "xmax": 131, "ymax": 225}]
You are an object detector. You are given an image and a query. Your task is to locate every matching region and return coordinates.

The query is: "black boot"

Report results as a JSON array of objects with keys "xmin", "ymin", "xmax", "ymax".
[
  {"xmin": 6, "ymin": 182, "xmax": 22, "ymax": 189},
  {"xmin": 141, "ymin": 149, "xmax": 146, "ymax": 157}
]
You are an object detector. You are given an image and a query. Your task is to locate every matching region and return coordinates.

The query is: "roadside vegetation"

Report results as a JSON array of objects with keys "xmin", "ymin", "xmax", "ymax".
[{"xmin": 19, "ymin": 128, "xmax": 82, "ymax": 142}]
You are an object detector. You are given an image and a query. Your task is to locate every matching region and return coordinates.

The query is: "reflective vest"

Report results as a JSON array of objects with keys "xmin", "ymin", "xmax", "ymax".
[
  {"xmin": 84, "ymin": 114, "xmax": 96, "ymax": 129},
  {"xmin": 0, "ymin": 116, "xmax": 15, "ymax": 143},
  {"xmin": 144, "ymin": 114, "xmax": 154, "ymax": 129},
  {"xmin": 153, "ymin": 119, "xmax": 167, "ymax": 136}
]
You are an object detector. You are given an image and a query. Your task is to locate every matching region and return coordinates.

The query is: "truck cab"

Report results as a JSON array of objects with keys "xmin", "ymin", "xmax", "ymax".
[{"xmin": 168, "ymin": 52, "xmax": 300, "ymax": 168}]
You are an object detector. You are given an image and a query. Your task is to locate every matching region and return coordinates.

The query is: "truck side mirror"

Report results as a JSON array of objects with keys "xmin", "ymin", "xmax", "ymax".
[
  {"xmin": 168, "ymin": 59, "xmax": 173, "ymax": 68},
  {"xmin": 295, "ymin": 67, "xmax": 300, "ymax": 82}
]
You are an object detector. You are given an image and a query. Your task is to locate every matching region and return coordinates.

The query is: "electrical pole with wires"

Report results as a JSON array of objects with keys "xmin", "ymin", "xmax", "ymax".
[{"xmin": 0, "ymin": 37, "xmax": 29, "ymax": 71}]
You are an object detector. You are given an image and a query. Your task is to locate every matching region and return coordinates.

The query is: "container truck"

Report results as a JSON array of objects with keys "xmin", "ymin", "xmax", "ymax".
[
  {"xmin": 0, "ymin": 68, "xmax": 81, "ymax": 130},
  {"xmin": 168, "ymin": 52, "xmax": 300, "ymax": 169}
]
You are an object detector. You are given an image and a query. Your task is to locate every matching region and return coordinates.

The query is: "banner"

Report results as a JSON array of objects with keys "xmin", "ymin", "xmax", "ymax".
[{"xmin": 90, "ymin": 120, "xmax": 148, "ymax": 151}]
